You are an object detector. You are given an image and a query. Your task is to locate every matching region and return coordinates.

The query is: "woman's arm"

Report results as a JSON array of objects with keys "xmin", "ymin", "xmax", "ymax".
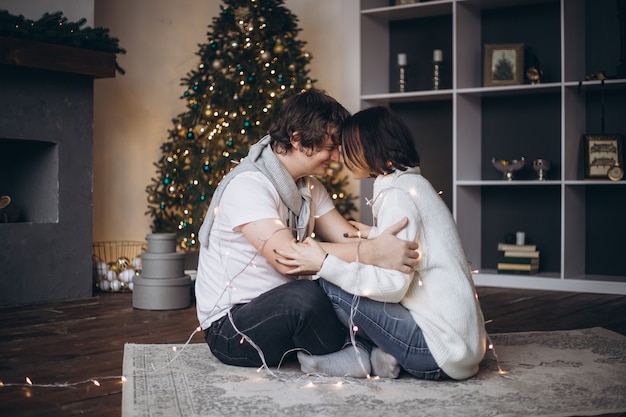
[
  {"xmin": 275, "ymin": 237, "xmax": 413, "ymax": 303},
  {"xmin": 314, "ymin": 209, "xmax": 419, "ymax": 274}
]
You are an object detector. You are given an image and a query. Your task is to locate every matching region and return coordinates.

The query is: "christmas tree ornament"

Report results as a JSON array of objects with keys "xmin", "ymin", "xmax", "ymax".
[
  {"xmin": 106, "ymin": 268, "xmax": 117, "ymax": 281},
  {"xmin": 109, "ymin": 279, "xmax": 122, "ymax": 292},
  {"xmin": 116, "ymin": 256, "xmax": 131, "ymax": 271},
  {"xmin": 119, "ymin": 268, "xmax": 135, "ymax": 283},
  {"xmin": 98, "ymin": 279, "xmax": 111, "ymax": 291}
]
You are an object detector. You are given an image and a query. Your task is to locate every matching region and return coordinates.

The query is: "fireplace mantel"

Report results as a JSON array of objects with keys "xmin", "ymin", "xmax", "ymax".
[{"xmin": 0, "ymin": 36, "xmax": 117, "ymax": 78}]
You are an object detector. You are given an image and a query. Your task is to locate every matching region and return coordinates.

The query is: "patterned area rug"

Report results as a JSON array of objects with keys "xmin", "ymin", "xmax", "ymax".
[{"xmin": 122, "ymin": 327, "xmax": 626, "ymax": 417}]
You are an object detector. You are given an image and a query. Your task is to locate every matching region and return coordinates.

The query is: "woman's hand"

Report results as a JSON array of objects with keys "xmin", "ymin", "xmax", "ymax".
[
  {"xmin": 360, "ymin": 217, "xmax": 420, "ymax": 274},
  {"xmin": 274, "ymin": 237, "xmax": 328, "ymax": 276}
]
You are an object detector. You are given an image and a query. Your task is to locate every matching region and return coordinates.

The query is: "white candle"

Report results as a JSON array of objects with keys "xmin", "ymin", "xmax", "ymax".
[
  {"xmin": 397, "ymin": 53, "xmax": 407, "ymax": 66},
  {"xmin": 433, "ymin": 49, "xmax": 443, "ymax": 62}
]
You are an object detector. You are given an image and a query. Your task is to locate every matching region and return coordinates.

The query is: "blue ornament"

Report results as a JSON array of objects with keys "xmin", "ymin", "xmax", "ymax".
[{"xmin": 163, "ymin": 178, "xmax": 171, "ymax": 185}]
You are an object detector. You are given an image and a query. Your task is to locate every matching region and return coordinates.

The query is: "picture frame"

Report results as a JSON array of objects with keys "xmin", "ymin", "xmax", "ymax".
[
  {"xmin": 583, "ymin": 134, "xmax": 624, "ymax": 179},
  {"xmin": 484, "ymin": 43, "xmax": 524, "ymax": 87}
]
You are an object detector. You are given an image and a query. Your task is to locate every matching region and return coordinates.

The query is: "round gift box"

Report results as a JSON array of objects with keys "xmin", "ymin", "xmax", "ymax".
[
  {"xmin": 146, "ymin": 233, "xmax": 177, "ymax": 254},
  {"xmin": 132, "ymin": 275, "xmax": 191, "ymax": 310},
  {"xmin": 141, "ymin": 251, "xmax": 185, "ymax": 278}
]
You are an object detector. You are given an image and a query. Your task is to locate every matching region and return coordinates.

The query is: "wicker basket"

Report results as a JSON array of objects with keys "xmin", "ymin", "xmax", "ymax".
[{"xmin": 92, "ymin": 241, "xmax": 145, "ymax": 292}]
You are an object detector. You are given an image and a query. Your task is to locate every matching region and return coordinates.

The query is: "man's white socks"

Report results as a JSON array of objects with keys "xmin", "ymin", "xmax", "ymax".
[
  {"xmin": 297, "ymin": 346, "xmax": 371, "ymax": 378},
  {"xmin": 370, "ymin": 347, "xmax": 401, "ymax": 378}
]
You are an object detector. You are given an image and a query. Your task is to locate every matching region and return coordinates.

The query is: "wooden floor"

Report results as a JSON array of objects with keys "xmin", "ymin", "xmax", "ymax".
[{"xmin": 1, "ymin": 287, "xmax": 625, "ymax": 417}]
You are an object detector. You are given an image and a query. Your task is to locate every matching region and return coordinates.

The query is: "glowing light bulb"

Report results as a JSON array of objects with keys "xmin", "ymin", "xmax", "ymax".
[
  {"xmin": 93, "ymin": 380, "xmax": 101, "ymax": 387},
  {"xmin": 352, "ymin": 325, "xmax": 359, "ymax": 332}
]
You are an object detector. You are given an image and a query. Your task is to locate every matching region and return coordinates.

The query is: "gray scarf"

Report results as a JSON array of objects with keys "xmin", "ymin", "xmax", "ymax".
[{"xmin": 198, "ymin": 135, "xmax": 312, "ymax": 248}]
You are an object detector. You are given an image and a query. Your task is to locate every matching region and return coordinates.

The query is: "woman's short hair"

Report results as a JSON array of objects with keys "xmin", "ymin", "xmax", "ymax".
[
  {"xmin": 342, "ymin": 106, "xmax": 420, "ymax": 176},
  {"xmin": 269, "ymin": 88, "xmax": 350, "ymax": 155}
]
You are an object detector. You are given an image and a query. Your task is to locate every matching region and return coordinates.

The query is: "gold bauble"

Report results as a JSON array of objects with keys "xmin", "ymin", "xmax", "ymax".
[
  {"xmin": 107, "ymin": 262, "xmax": 120, "ymax": 274},
  {"xmin": 117, "ymin": 257, "xmax": 131, "ymax": 271},
  {"xmin": 147, "ymin": 194, "xmax": 157, "ymax": 204}
]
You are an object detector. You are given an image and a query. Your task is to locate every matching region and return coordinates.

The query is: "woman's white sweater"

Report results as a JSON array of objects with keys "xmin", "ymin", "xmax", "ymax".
[{"xmin": 318, "ymin": 168, "xmax": 487, "ymax": 380}]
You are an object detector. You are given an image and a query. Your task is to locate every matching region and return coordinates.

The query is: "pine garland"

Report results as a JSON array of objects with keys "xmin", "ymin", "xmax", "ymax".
[{"xmin": 0, "ymin": 10, "xmax": 126, "ymax": 74}]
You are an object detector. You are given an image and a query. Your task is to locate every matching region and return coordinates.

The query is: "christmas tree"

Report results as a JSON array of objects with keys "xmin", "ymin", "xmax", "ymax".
[{"xmin": 146, "ymin": 0, "xmax": 356, "ymax": 250}]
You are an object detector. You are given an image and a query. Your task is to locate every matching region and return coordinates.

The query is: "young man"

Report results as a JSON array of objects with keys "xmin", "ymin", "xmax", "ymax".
[{"xmin": 195, "ymin": 89, "xmax": 419, "ymax": 368}]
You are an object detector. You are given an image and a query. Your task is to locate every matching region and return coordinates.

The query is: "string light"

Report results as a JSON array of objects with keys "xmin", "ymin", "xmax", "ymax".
[{"xmin": 3, "ymin": 189, "xmax": 502, "ymax": 392}]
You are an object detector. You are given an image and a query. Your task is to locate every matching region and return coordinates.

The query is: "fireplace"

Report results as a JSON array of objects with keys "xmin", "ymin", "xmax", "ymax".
[{"xmin": 0, "ymin": 38, "xmax": 116, "ymax": 306}]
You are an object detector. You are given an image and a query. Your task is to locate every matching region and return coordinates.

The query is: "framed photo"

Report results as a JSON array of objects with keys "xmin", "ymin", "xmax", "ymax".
[
  {"xmin": 484, "ymin": 43, "xmax": 524, "ymax": 87},
  {"xmin": 583, "ymin": 134, "xmax": 623, "ymax": 179}
]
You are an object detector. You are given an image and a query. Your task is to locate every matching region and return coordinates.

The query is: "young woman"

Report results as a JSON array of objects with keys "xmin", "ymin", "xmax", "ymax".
[{"xmin": 276, "ymin": 106, "xmax": 487, "ymax": 380}]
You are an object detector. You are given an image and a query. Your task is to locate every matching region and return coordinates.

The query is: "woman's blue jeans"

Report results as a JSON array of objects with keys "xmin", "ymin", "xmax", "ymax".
[
  {"xmin": 205, "ymin": 279, "xmax": 346, "ymax": 367},
  {"xmin": 320, "ymin": 279, "xmax": 447, "ymax": 380}
]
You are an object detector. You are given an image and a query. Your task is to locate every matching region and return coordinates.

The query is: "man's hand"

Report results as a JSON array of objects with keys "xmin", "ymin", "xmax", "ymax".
[
  {"xmin": 360, "ymin": 217, "xmax": 420, "ymax": 274},
  {"xmin": 274, "ymin": 238, "xmax": 327, "ymax": 275}
]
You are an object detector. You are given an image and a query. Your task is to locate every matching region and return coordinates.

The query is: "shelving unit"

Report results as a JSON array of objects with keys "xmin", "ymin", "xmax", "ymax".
[{"xmin": 359, "ymin": 0, "xmax": 626, "ymax": 295}]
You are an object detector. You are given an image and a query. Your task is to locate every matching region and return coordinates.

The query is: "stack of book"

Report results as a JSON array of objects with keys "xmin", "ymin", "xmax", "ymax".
[{"xmin": 497, "ymin": 243, "xmax": 540, "ymax": 275}]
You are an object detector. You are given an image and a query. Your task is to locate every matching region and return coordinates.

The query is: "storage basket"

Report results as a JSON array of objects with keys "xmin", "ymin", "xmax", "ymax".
[{"xmin": 92, "ymin": 241, "xmax": 145, "ymax": 292}]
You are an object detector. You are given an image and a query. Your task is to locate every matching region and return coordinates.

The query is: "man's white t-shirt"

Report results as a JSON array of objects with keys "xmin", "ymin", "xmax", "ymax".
[{"xmin": 195, "ymin": 171, "xmax": 335, "ymax": 330}]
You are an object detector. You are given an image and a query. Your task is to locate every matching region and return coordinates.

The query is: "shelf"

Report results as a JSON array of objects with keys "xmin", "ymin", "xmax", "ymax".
[
  {"xmin": 361, "ymin": 90, "xmax": 453, "ymax": 104},
  {"xmin": 472, "ymin": 272, "xmax": 626, "ymax": 295},
  {"xmin": 457, "ymin": 0, "xmax": 559, "ymax": 9},
  {"xmin": 361, "ymin": 1, "xmax": 453, "ymax": 21},
  {"xmin": 564, "ymin": 79, "xmax": 626, "ymax": 90},
  {"xmin": 564, "ymin": 180, "xmax": 626, "ymax": 186},
  {"xmin": 457, "ymin": 82, "xmax": 561, "ymax": 97},
  {"xmin": 457, "ymin": 180, "xmax": 562, "ymax": 186},
  {"xmin": 360, "ymin": 0, "xmax": 626, "ymax": 294}
]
